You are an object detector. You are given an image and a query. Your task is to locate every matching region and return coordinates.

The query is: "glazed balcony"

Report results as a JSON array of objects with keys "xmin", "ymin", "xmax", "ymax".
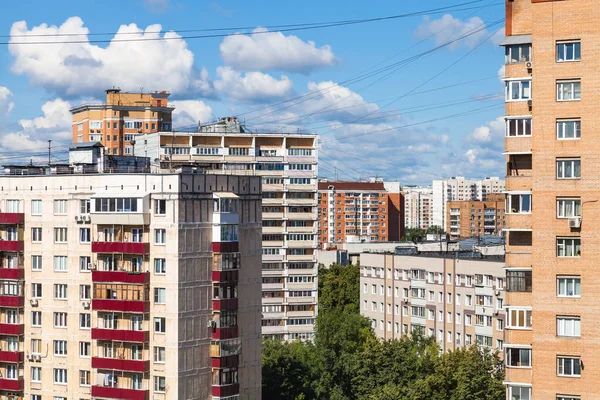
[
  {"xmin": 0, "ymin": 241, "xmax": 23, "ymax": 252},
  {"xmin": 92, "ymin": 271, "xmax": 150, "ymax": 284},
  {"xmin": 0, "ymin": 351, "xmax": 23, "ymax": 363},
  {"xmin": 212, "ymin": 242, "xmax": 239, "ymax": 253},
  {"xmin": 0, "ymin": 214, "xmax": 24, "ymax": 225},
  {"xmin": 92, "ymin": 242, "xmax": 150, "ymax": 255},
  {"xmin": 212, "ymin": 326, "xmax": 238, "ymax": 340},
  {"xmin": 211, "ymin": 354, "xmax": 239, "ymax": 368},
  {"xmin": 92, "ymin": 299, "xmax": 149, "ymax": 313},
  {"xmin": 212, "ymin": 383, "xmax": 239, "ymax": 398},
  {"xmin": 0, "ymin": 268, "xmax": 24, "ymax": 280},
  {"xmin": 212, "ymin": 298, "xmax": 238, "ymax": 311},
  {"xmin": 212, "ymin": 270, "xmax": 238, "ymax": 283},
  {"xmin": 0, "ymin": 296, "xmax": 24, "ymax": 308},
  {"xmin": 0, "ymin": 324, "xmax": 24, "ymax": 336},
  {"xmin": 91, "ymin": 386, "xmax": 148, "ymax": 400},
  {"xmin": 92, "ymin": 357, "xmax": 149, "ymax": 373},
  {"xmin": 0, "ymin": 378, "xmax": 23, "ymax": 391},
  {"xmin": 92, "ymin": 328, "xmax": 149, "ymax": 343}
]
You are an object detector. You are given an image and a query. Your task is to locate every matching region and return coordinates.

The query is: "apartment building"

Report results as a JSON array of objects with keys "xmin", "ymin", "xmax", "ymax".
[
  {"xmin": 317, "ymin": 180, "xmax": 404, "ymax": 247},
  {"xmin": 432, "ymin": 177, "xmax": 505, "ymax": 229},
  {"xmin": 446, "ymin": 193, "xmax": 506, "ymax": 239},
  {"xmin": 360, "ymin": 250, "xmax": 505, "ymax": 353},
  {"xmin": 71, "ymin": 89, "xmax": 174, "ymax": 156},
  {"xmin": 133, "ymin": 117, "xmax": 319, "ymax": 340},
  {"xmin": 0, "ymin": 152, "xmax": 262, "ymax": 400},
  {"xmin": 402, "ymin": 186, "xmax": 433, "ymax": 230},
  {"xmin": 502, "ymin": 1, "xmax": 598, "ymax": 398}
]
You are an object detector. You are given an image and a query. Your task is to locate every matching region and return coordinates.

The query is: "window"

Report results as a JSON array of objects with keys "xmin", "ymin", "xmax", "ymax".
[
  {"xmin": 131, "ymin": 345, "xmax": 143, "ymax": 360},
  {"xmin": 154, "ymin": 288, "xmax": 166, "ymax": 304},
  {"xmin": 154, "ymin": 376, "xmax": 166, "ymax": 392},
  {"xmin": 506, "ymin": 348, "xmax": 531, "ymax": 368},
  {"xmin": 54, "ymin": 200, "xmax": 67, "ymax": 214},
  {"xmin": 465, "ymin": 314, "xmax": 472, "ymax": 326},
  {"xmin": 557, "ymin": 198, "xmax": 581, "ymax": 218},
  {"xmin": 221, "ymin": 225, "xmax": 239, "ymax": 242},
  {"xmin": 557, "ymin": 317, "xmax": 580, "ymax": 337},
  {"xmin": 504, "ymin": 116, "xmax": 532, "ymax": 137},
  {"xmin": 80, "ymin": 314, "xmax": 91, "ymax": 329},
  {"xmin": 31, "ymin": 366, "xmax": 41, "ymax": 382},
  {"xmin": 508, "ymin": 193, "xmax": 531, "ymax": 213},
  {"xmin": 79, "ymin": 370, "xmax": 91, "ymax": 386},
  {"xmin": 30, "ymin": 283, "xmax": 42, "ymax": 299},
  {"xmin": 507, "ymin": 308, "xmax": 532, "ymax": 329},
  {"xmin": 54, "ymin": 284, "xmax": 67, "ymax": 300},
  {"xmin": 154, "ymin": 258, "xmax": 166, "ymax": 274},
  {"xmin": 54, "ymin": 228, "xmax": 68, "ymax": 243},
  {"xmin": 31, "ymin": 255, "xmax": 42, "ymax": 271},
  {"xmin": 31, "ymin": 199, "xmax": 42, "ymax": 215},
  {"xmin": 557, "ymin": 41, "xmax": 581, "ymax": 62},
  {"xmin": 54, "ymin": 340, "xmax": 67, "ymax": 356},
  {"xmin": 79, "ymin": 228, "xmax": 90, "ymax": 243},
  {"xmin": 154, "ymin": 199, "xmax": 166, "ymax": 215},
  {"xmin": 131, "ymin": 315, "xmax": 143, "ymax": 331},
  {"xmin": 31, "ymin": 311, "xmax": 41, "ymax": 327},
  {"xmin": 5, "ymin": 200, "xmax": 19, "ymax": 212},
  {"xmin": 505, "ymin": 79, "xmax": 531, "ymax": 101},
  {"xmin": 557, "ymin": 237, "xmax": 581, "ymax": 257},
  {"xmin": 154, "ymin": 229, "xmax": 166, "ymax": 244},
  {"xmin": 54, "ymin": 312, "xmax": 67, "ymax": 328},
  {"xmin": 154, "ymin": 317, "xmax": 166, "ymax": 333},
  {"xmin": 89, "ymin": 121, "xmax": 102, "ymax": 129},
  {"xmin": 557, "ymin": 80, "xmax": 581, "ymax": 101},
  {"xmin": 94, "ymin": 197, "xmax": 139, "ymax": 212},
  {"xmin": 557, "ymin": 277, "xmax": 581, "ymax": 297},
  {"xmin": 54, "ymin": 368, "xmax": 67, "ymax": 384},
  {"xmin": 78, "ymin": 256, "xmax": 90, "ymax": 272},
  {"xmin": 557, "ymin": 357, "xmax": 581, "ymax": 377},
  {"xmin": 507, "ymin": 270, "xmax": 532, "ymax": 292},
  {"xmin": 557, "ymin": 119, "xmax": 581, "ymax": 140},
  {"xmin": 557, "ymin": 159, "xmax": 581, "ymax": 179},
  {"xmin": 31, "ymin": 227, "xmax": 42, "ymax": 242},
  {"xmin": 505, "ymin": 44, "xmax": 531, "ymax": 64}
]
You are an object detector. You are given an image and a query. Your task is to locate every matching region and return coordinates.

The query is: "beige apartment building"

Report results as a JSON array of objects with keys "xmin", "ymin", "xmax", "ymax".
[
  {"xmin": 360, "ymin": 251, "xmax": 505, "ymax": 352},
  {"xmin": 0, "ymin": 152, "xmax": 261, "ymax": 400},
  {"xmin": 446, "ymin": 193, "xmax": 506, "ymax": 240},
  {"xmin": 71, "ymin": 89, "xmax": 174, "ymax": 156},
  {"xmin": 403, "ymin": 186, "xmax": 433, "ymax": 230},
  {"xmin": 502, "ymin": 0, "xmax": 598, "ymax": 399},
  {"xmin": 133, "ymin": 117, "xmax": 319, "ymax": 341}
]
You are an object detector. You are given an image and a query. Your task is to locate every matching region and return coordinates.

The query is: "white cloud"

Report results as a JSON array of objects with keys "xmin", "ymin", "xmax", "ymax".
[
  {"xmin": 497, "ymin": 65, "xmax": 505, "ymax": 81},
  {"xmin": 213, "ymin": 66, "xmax": 293, "ymax": 103},
  {"xmin": 143, "ymin": 0, "xmax": 169, "ymax": 13},
  {"xmin": 0, "ymin": 87, "xmax": 14, "ymax": 118},
  {"xmin": 19, "ymin": 98, "xmax": 71, "ymax": 132},
  {"xmin": 171, "ymin": 100, "xmax": 214, "ymax": 128},
  {"xmin": 415, "ymin": 14, "xmax": 488, "ymax": 49},
  {"xmin": 9, "ymin": 17, "xmax": 213, "ymax": 98},
  {"xmin": 219, "ymin": 28, "xmax": 336, "ymax": 74},
  {"xmin": 466, "ymin": 117, "xmax": 504, "ymax": 146}
]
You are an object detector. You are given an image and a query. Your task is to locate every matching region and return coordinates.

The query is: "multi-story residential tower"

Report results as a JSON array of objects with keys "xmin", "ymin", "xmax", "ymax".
[
  {"xmin": 403, "ymin": 186, "xmax": 433, "ymax": 230},
  {"xmin": 360, "ymin": 250, "xmax": 506, "ymax": 352},
  {"xmin": 71, "ymin": 89, "xmax": 174, "ymax": 156},
  {"xmin": 446, "ymin": 193, "xmax": 506, "ymax": 239},
  {"xmin": 432, "ymin": 177, "xmax": 505, "ymax": 229},
  {"xmin": 503, "ymin": 1, "xmax": 596, "ymax": 398},
  {"xmin": 134, "ymin": 117, "xmax": 319, "ymax": 340},
  {"xmin": 317, "ymin": 180, "xmax": 404, "ymax": 247},
  {"xmin": 0, "ymin": 153, "xmax": 262, "ymax": 400}
]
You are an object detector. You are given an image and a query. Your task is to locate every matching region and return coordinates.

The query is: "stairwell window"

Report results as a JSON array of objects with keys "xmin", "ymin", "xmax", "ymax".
[
  {"xmin": 557, "ymin": 119, "xmax": 581, "ymax": 140},
  {"xmin": 557, "ymin": 41, "xmax": 581, "ymax": 62},
  {"xmin": 557, "ymin": 80, "xmax": 581, "ymax": 101},
  {"xmin": 557, "ymin": 159, "xmax": 581, "ymax": 179},
  {"xmin": 557, "ymin": 237, "xmax": 581, "ymax": 257},
  {"xmin": 505, "ymin": 79, "xmax": 531, "ymax": 101}
]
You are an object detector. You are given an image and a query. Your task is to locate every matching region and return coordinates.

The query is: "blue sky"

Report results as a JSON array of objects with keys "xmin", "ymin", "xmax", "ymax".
[{"xmin": 0, "ymin": 0, "xmax": 507, "ymax": 184}]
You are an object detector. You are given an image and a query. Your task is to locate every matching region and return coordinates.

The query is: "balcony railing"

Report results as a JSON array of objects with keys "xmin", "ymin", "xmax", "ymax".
[
  {"xmin": 0, "ymin": 214, "xmax": 24, "ymax": 225},
  {"xmin": 0, "ymin": 268, "xmax": 24, "ymax": 280},
  {"xmin": 92, "ymin": 242, "xmax": 149, "ymax": 255},
  {"xmin": 0, "ymin": 378, "xmax": 23, "ymax": 391},
  {"xmin": 212, "ymin": 383, "xmax": 240, "ymax": 398},
  {"xmin": 212, "ymin": 326, "xmax": 238, "ymax": 340},
  {"xmin": 0, "ymin": 296, "xmax": 24, "ymax": 308},
  {"xmin": 0, "ymin": 351, "xmax": 23, "ymax": 363},
  {"xmin": 92, "ymin": 271, "xmax": 150, "ymax": 284},
  {"xmin": 0, "ymin": 241, "xmax": 23, "ymax": 252},
  {"xmin": 92, "ymin": 328, "xmax": 149, "ymax": 343},
  {"xmin": 0, "ymin": 323, "xmax": 24, "ymax": 336},
  {"xmin": 211, "ymin": 354, "xmax": 239, "ymax": 368},
  {"xmin": 212, "ymin": 298, "xmax": 238, "ymax": 311},
  {"xmin": 91, "ymin": 386, "xmax": 148, "ymax": 400},
  {"xmin": 92, "ymin": 299, "xmax": 149, "ymax": 313},
  {"xmin": 92, "ymin": 357, "xmax": 150, "ymax": 373}
]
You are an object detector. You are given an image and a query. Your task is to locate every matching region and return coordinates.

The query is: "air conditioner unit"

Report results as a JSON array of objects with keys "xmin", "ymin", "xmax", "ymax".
[
  {"xmin": 29, "ymin": 299, "xmax": 38, "ymax": 307},
  {"xmin": 137, "ymin": 129, "xmax": 142, "ymax": 133},
  {"xmin": 494, "ymin": 290, "xmax": 501, "ymax": 296},
  {"xmin": 525, "ymin": 61, "xmax": 532, "ymax": 69},
  {"xmin": 82, "ymin": 301, "xmax": 90, "ymax": 309},
  {"xmin": 403, "ymin": 298, "xmax": 408, "ymax": 304},
  {"xmin": 84, "ymin": 215, "xmax": 91, "ymax": 222},
  {"xmin": 527, "ymin": 99, "xmax": 533, "ymax": 108},
  {"xmin": 568, "ymin": 217, "xmax": 581, "ymax": 229},
  {"xmin": 207, "ymin": 319, "xmax": 216, "ymax": 328},
  {"xmin": 74, "ymin": 215, "xmax": 82, "ymax": 222},
  {"xmin": 33, "ymin": 354, "xmax": 41, "ymax": 362},
  {"xmin": 89, "ymin": 263, "xmax": 96, "ymax": 271}
]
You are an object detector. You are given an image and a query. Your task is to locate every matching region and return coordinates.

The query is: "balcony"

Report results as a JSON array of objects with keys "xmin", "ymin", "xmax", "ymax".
[
  {"xmin": 0, "ymin": 351, "xmax": 23, "ymax": 363},
  {"xmin": 212, "ymin": 242, "xmax": 239, "ymax": 253},
  {"xmin": 92, "ymin": 328, "xmax": 149, "ymax": 343},
  {"xmin": 211, "ymin": 354, "xmax": 239, "ymax": 368},
  {"xmin": 0, "ymin": 324, "xmax": 23, "ymax": 336},
  {"xmin": 92, "ymin": 299, "xmax": 149, "ymax": 313},
  {"xmin": 212, "ymin": 326, "xmax": 238, "ymax": 340},
  {"xmin": 0, "ymin": 214, "xmax": 24, "ymax": 225},
  {"xmin": 0, "ymin": 241, "xmax": 23, "ymax": 252},
  {"xmin": 0, "ymin": 268, "xmax": 23, "ymax": 280},
  {"xmin": 92, "ymin": 271, "xmax": 150, "ymax": 284},
  {"xmin": 0, "ymin": 296, "xmax": 23, "ymax": 308},
  {"xmin": 92, "ymin": 357, "xmax": 149, "ymax": 373},
  {"xmin": 92, "ymin": 242, "xmax": 150, "ymax": 255},
  {"xmin": 91, "ymin": 386, "xmax": 148, "ymax": 400},
  {"xmin": 212, "ymin": 383, "xmax": 240, "ymax": 397},
  {"xmin": 0, "ymin": 378, "xmax": 23, "ymax": 391},
  {"xmin": 212, "ymin": 298, "xmax": 238, "ymax": 311},
  {"xmin": 212, "ymin": 270, "xmax": 239, "ymax": 283}
]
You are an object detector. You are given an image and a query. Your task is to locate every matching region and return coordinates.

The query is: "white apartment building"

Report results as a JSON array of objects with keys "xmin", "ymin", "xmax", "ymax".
[
  {"xmin": 0, "ymin": 153, "xmax": 262, "ymax": 400},
  {"xmin": 134, "ymin": 117, "xmax": 319, "ymax": 340},
  {"xmin": 432, "ymin": 177, "xmax": 504, "ymax": 229},
  {"xmin": 402, "ymin": 186, "xmax": 433, "ymax": 230}
]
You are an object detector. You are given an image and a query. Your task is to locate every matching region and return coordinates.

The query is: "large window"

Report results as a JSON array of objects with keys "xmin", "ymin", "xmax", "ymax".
[
  {"xmin": 508, "ymin": 386, "xmax": 531, "ymax": 400},
  {"xmin": 557, "ymin": 198, "xmax": 581, "ymax": 218},
  {"xmin": 507, "ymin": 270, "xmax": 532, "ymax": 292},
  {"xmin": 505, "ymin": 79, "xmax": 531, "ymax": 101},
  {"xmin": 557, "ymin": 41, "xmax": 581, "ymax": 62},
  {"xmin": 507, "ymin": 308, "xmax": 532, "ymax": 329},
  {"xmin": 557, "ymin": 277, "xmax": 581, "ymax": 297},
  {"xmin": 556, "ymin": 159, "xmax": 581, "ymax": 179},
  {"xmin": 508, "ymin": 193, "xmax": 531, "ymax": 214},
  {"xmin": 557, "ymin": 317, "xmax": 580, "ymax": 337},
  {"xmin": 557, "ymin": 119, "xmax": 581, "ymax": 140},
  {"xmin": 220, "ymin": 225, "xmax": 239, "ymax": 242},
  {"xmin": 557, "ymin": 237, "xmax": 580, "ymax": 257},
  {"xmin": 557, "ymin": 80, "xmax": 581, "ymax": 101},
  {"xmin": 506, "ymin": 117, "xmax": 532, "ymax": 137},
  {"xmin": 506, "ymin": 347, "xmax": 531, "ymax": 368},
  {"xmin": 557, "ymin": 357, "xmax": 581, "ymax": 376},
  {"xmin": 505, "ymin": 44, "xmax": 531, "ymax": 64}
]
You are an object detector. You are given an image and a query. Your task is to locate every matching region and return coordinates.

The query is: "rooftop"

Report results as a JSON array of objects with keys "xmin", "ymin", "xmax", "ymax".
[{"xmin": 318, "ymin": 181, "xmax": 386, "ymax": 191}]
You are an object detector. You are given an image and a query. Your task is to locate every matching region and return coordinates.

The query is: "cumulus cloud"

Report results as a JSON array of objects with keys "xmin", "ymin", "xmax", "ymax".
[
  {"xmin": 213, "ymin": 66, "xmax": 293, "ymax": 103},
  {"xmin": 0, "ymin": 87, "xmax": 14, "ymax": 118},
  {"xmin": 171, "ymin": 100, "xmax": 214, "ymax": 127},
  {"xmin": 466, "ymin": 117, "xmax": 504, "ymax": 147},
  {"xmin": 415, "ymin": 14, "xmax": 489, "ymax": 49},
  {"xmin": 19, "ymin": 98, "xmax": 72, "ymax": 132},
  {"xmin": 9, "ymin": 17, "xmax": 213, "ymax": 98},
  {"xmin": 220, "ymin": 28, "xmax": 336, "ymax": 74}
]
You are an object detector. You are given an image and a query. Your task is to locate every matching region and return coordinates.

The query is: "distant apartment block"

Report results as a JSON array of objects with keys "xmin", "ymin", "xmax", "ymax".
[
  {"xmin": 132, "ymin": 117, "xmax": 319, "ymax": 340},
  {"xmin": 71, "ymin": 89, "xmax": 174, "ymax": 155},
  {"xmin": 432, "ymin": 177, "xmax": 504, "ymax": 229},
  {"xmin": 446, "ymin": 193, "xmax": 506, "ymax": 239},
  {"xmin": 317, "ymin": 180, "xmax": 404, "ymax": 247},
  {"xmin": 360, "ymin": 250, "xmax": 505, "ymax": 352},
  {"xmin": 0, "ymin": 150, "xmax": 261, "ymax": 400},
  {"xmin": 402, "ymin": 186, "xmax": 433, "ymax": 230}
]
